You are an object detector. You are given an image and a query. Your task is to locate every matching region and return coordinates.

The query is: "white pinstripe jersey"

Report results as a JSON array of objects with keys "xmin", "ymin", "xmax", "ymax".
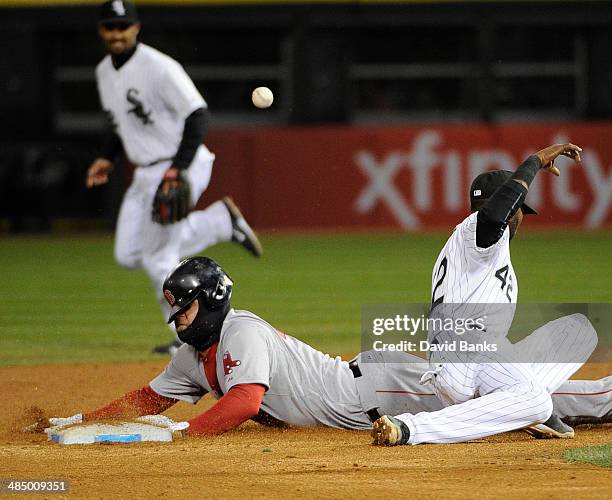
[
  {"xmin": 430, "ymin": 212, "xmax": 518, "ymax": 339},
  {"xmin": 96, "ymin": 43, "xmax": 206, "ymax": 166}
]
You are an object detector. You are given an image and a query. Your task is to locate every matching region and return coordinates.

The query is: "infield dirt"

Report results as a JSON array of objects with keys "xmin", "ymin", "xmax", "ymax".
[{"xmin": 1, "ymin": 361, "xmax": 609, "ymax": 499}]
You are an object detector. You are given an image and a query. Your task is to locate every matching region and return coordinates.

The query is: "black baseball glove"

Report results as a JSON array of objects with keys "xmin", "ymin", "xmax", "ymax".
[{"xmin": 152, "ymin": 169, "xmax": 192, "ymax": 225}]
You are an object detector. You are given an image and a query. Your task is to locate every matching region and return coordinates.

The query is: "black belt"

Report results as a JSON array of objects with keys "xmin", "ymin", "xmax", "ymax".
[
  {"xmin": 349, "ymin": 360, "xmax": 382, "ymax": 423},
  {"xmin": 144, "ymin": 157, "xmax": 173, "ymax": 167},
  {"xmin": 348, "ymin": 359, "xmax": 363, "ymax": 378}
]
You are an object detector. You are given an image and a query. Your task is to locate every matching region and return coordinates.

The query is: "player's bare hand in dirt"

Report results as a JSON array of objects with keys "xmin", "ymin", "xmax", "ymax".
[
  {"xmin": 534, "ymin": 143, "xmax": 582, "ymax": 176},
  {"xmin": 86, "ymin": 158, "xmax": 114, "ymax": 187}
]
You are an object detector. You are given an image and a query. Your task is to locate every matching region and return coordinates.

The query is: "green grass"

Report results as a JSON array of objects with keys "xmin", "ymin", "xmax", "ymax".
[
  {"xmin": 563, "ymin": 444, "xmax": 612, "ymax": 468},
  {"xmin": 0, "ymin": 231, "xmax": 610, "ymax": 366}
]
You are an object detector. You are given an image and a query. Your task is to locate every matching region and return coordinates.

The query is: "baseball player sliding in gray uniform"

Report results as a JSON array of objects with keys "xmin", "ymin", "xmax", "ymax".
[
  {"xmin": 86, "ymin": 1, "xmax": 262, "ymax": 354},
  {"xmin": 45, "ymin": 257, "xmax": 609, "ymax": 436},
  {"xmin": 371, "ymin": 143, "xmax": 603, "ymax": 446}
]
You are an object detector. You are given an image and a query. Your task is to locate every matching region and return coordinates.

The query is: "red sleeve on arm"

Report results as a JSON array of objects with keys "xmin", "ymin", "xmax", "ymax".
[
  {"xmin": 84, "ymin": 385, "xmax": 177, "ymax": 421},
  {"xmin": 187, "ymin": 384, "xmax": 265, "ymax": 436}
]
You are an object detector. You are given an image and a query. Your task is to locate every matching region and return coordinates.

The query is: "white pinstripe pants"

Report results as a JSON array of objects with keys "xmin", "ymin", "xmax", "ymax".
[{"xmin": 396, "ymin": 314, "xmax": 597, "ymax": 444}]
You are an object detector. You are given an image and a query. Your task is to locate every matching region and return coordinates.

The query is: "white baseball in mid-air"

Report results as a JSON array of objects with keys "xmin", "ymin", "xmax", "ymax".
[{"xmin": 252, "ymin": 87, "xmax": 274, "ymax": 109}]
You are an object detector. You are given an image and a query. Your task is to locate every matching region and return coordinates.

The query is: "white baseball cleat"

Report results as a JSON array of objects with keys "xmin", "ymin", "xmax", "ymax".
[
  {"xmin": 524, "ymin": 414, "xmax": 575, "ymax": 439},
  {"xmin": 371, "ymin": 415, "xmax": 410, "ymax": 446}
]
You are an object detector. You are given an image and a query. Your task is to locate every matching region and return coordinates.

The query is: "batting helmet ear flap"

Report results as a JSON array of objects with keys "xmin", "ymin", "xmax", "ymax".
[{"xmin": 201, "ymin": 273, "xmax": 234, "ymax": 310}]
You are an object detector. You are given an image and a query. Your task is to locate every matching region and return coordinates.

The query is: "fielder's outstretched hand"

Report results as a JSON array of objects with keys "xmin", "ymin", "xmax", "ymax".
[
  {"xmin": 534, "ymin": 143, "xmax": 582, "ymax": 176},
  {"xmin": 86, "ymin": 158, "xmax": 114, "ymax": 187}
]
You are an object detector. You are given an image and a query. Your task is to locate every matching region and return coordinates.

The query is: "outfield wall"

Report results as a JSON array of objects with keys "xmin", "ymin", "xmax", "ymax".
[{"xmin": 202, "ymin": 122, "xmax": 612, "ymax": 230}]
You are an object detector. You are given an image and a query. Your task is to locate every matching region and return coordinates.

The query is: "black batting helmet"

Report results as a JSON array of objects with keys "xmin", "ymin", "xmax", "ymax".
[{"xmin": 163, "ymin": 257, "xmax": 233, "ymax": 351}]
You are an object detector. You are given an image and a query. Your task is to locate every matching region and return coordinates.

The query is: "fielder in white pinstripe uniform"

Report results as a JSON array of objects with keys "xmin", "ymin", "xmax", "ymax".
[{"xmin": 372, "ymin": 143, "xmax": 593, "ymax": 445}]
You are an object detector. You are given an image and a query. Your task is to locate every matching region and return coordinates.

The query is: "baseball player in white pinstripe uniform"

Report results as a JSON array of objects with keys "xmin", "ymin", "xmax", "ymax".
[
  {"xmin": 86, "ymin": 2, "xmax": 262, "ymax": 354},
  {"xmin": 372, "ymin": 143, "xmax": 594, "ymax": 445}
]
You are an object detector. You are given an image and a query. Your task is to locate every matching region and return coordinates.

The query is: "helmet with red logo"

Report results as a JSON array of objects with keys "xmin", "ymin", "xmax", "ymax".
[{"xmin": 163, "ymin": 257, "xmax": 233, "ymax": 351}]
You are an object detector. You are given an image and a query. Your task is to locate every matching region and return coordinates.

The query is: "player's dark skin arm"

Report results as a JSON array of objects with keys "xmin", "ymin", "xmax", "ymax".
[
  {"xmin": 100, "ymin": 130, "xmax": 123, "ymax": 162},
  {"xmin": 86, "ymin": 113, "xmax": 124, "ymax": 188},
  {"xmin": 476, "ymin": 144, "xmax": 582, "ymax": 248}
]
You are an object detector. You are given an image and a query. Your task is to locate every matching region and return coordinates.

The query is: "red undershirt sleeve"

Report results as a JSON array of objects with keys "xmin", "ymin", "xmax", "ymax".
[
  {"xmin": 84, "ymin": 385, "xmax": 177, "ymax": 421},
  {"xmin": 187, "ymin": 383, "xmax": 265, "ymax": 436}
]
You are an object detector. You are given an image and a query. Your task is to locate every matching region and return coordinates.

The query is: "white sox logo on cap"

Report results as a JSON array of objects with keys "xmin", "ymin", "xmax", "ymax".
[
  {"xmin": 111, "ymin": 0, "xmax": 126, "ymax": 16},
  {"xmin": 164, "ymin": 289, "xmax": 175, "ymax": 306}
]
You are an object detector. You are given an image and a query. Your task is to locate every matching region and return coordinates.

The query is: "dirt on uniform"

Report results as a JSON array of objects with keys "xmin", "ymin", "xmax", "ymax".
[{"xmin": 0, "ymin": 361, "xmax": 609, "ymax": 499}]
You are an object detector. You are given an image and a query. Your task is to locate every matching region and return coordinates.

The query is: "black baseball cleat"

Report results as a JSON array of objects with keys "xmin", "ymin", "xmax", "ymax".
[
  {"xmin": 222, "ymin": 197, "xmax": 263, "ymax": 257},
  {"xmin": 152, "ymin": 340, "xmax": 182, "ymax": 356},
  {"xmin": 524, "ymin": 413, "xmax": 575, "ymax": 439},
  {"xmin": 562, "ymin": 410, "xmax": 611, "ymax": 427},
  {"xmin": 371, "ymin": 415, "xmax": 411, "ymax": 446}
]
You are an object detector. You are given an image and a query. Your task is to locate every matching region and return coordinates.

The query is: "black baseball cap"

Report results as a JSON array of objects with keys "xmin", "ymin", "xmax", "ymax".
[
  {"xmin": 98, "ymin": 0, "xmax": 139, "ymax": 25},
  {"xmin": 470, "ymin": 170, "xmax": 537, "ymax": 215}
]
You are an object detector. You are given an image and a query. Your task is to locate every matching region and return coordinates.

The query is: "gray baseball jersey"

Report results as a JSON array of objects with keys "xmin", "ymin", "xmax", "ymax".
[
  {"xmin": 150, "ymin": 309, "xmax": 442, "ymax": 429},
  {"xmin": 151, "ymin": 309, "xmax": 371, "ymax": 428}
]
